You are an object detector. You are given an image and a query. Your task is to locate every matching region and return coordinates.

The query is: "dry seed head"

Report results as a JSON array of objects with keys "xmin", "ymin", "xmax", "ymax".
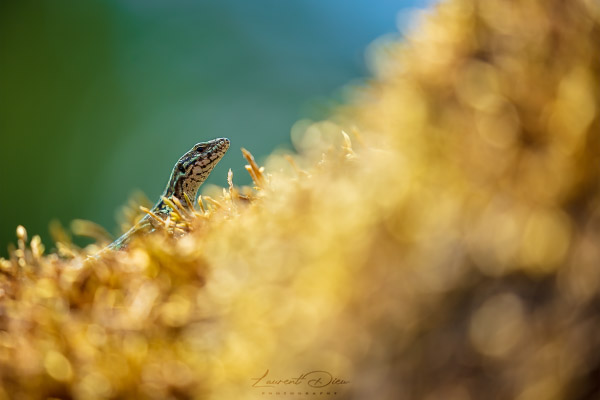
[
  {"xmin": 242, "ymin": 147, "xmax": 266, "ymax": 187},
  {"xmin": 16, "ymin": 225, "xmax": 27, "ymax": 243}
]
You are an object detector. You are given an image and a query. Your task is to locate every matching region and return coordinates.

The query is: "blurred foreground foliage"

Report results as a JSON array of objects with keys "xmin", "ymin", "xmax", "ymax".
[{"xmin": 2, "ymin": 0, "xmax": 600, "ymax": 398}]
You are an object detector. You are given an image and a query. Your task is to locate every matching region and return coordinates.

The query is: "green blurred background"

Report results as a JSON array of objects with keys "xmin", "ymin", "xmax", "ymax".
[{"xmin": 0, "ymin": 0, "xmax": 428, "ymax": 254}]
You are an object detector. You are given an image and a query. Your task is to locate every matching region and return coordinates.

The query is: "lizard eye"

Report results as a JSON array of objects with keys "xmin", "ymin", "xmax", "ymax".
[
  {"xmin": 178, "ymin": 164, "xmax": 186, "ymax": 174},
  {"xmin": 195, "ymin": 145, "xmax": 206, "ymax": 152}
]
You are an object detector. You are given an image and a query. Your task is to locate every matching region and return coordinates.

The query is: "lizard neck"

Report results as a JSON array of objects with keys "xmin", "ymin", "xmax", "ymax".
[{"xmin": 152, "ymin": 182, "xmax": 202, "ymax": 215}]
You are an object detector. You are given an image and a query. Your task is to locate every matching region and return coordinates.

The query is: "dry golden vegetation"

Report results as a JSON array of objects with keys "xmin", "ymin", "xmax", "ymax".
[{"xmin": 2, "ymin": 0, "xmax": 600, "ymax": 398}]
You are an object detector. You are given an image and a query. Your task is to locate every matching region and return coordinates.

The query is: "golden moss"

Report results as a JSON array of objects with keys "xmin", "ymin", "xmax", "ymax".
[{"xmin": 2, "ymin": 0, "xmax": 600, "ymax": 399}]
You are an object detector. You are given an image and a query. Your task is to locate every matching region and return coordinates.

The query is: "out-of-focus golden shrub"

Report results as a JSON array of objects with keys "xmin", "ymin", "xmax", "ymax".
[{"xmin": 2, "ymin": 0, "xmax": 600, "ymax": 398}]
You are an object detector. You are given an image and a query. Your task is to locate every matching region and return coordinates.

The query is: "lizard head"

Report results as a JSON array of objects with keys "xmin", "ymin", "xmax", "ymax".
[{"xmin": 164, "ymin": 137, "xmax": 230, "ymax": 206}]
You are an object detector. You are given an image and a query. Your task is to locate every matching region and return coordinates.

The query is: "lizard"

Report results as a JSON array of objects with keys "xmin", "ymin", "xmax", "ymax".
[{"xmin": 102, "ymin": 137, "xmax": 230, "ymax": 252}]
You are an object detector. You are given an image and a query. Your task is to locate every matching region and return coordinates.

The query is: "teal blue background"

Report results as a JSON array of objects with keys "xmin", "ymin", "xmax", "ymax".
[{"xmin": 0, "ymin": 0, "xmax": 428, "ymax": 254}]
